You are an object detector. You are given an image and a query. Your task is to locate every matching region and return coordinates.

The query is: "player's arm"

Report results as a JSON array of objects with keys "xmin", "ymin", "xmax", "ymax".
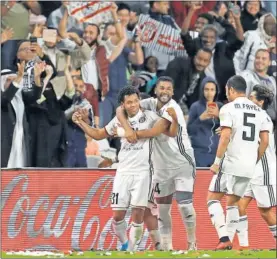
[
  {"xmin": 73, "ymin": 113, "xmax": 109, "ymax": 140},
  {"xmin": 257, "ymin": 131, "xmax": 269, "ymax": 163},
  {"xmin": 116, "ymin": 106, "xmax": 137, "ymax": 142},
  {"xmin": 136, "ymin": 108, "xmax": 179, "ymax": 139}
]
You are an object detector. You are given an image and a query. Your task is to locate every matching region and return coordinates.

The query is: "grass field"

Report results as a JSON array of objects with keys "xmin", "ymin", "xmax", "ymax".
[{"xmin": 2, "ymin": 250, "xmax": 277, "ymax": 258}]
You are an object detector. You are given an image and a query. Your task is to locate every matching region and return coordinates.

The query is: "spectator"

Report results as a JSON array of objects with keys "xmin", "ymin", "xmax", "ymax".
[
  {"xmin": 171, "ymin": 1, "xmax": 216, "ymax": 29},
  {"xmin": 1, "ymin": 1, "xmax": 41, "ymax": 69},
  {"xmin": 130, "ymin": 56, "xmax": 158, "ymax": 95},
  {"xmin": 163, "ymin": 47, "xmax": 212, "ymax": 112},
  {"xmin": 240, "ymin": 0, "xmax": 264, "ymax": 32},
  {"xmin": 101, "ymin": 8, "xmax": 144, "ymax": 127},
  {"xmin": 1, "ymin": 64, "xmax": 31, "ymax": 168},
  {"xmin": 181, "ymin": 24, "xmax": 243, "ymax": 101},
  {"xmin": 239, "ymin": 49, "xmax": 276, "ymax": 122},
  {"xmin": 65, "ymin": 68, "xmax": 93, "ymax": 168},
  {"xmin": 117, "ymin": 3, "xmax": 132, "ymax": 39},
  {"xmin": 58, "ymin": 3, "xmax": 126, "ymax": 100},
  {"xmin": 268, "ymin": 37, "xmax": 277, "ymax": 82},
  {"xmin": 187, "ymin": 77, "xmax": 223, "ymax": 167},
  {"xmin": 47, "ymin": 1, "xmax": 84, "ymax": 32},
  {"xmin": 234, "ymin": 13, "xmax": 276, "ymax": 73},
  {"xmin": 181, "ymin": 3, "xmax": 214, "ymax": 39},
  {"xmin": 144, "ymin": 1, "xmax": 179, "ymax": 74},
  {"xmin": 41, "ymin": 28, "xmax": 91, "ymax": 98}
]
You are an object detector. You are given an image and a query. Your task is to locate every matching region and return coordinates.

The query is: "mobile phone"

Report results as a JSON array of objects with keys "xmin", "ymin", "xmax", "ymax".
[
  {"xmin": 43, "ymin": 29, "xmax": 57, "ymax": 43},
  {"xmin": 228, "ymin": 2, "xmax": 240, "ymax": 16},
  {"xmin": 30, "ymin": 36, "xmax": 37, "ymax": 43},
  {"xmin": 208, "ymin": 102, "xmax": 217, "ymax": 108}
]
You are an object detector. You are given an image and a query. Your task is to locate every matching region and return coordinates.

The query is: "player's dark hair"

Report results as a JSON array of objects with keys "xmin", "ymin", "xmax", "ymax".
[
  {"xmin": 253, "ymin": 85, "xmax": 274, "ymax": 110},
  {"xmin": 118, "ymin": 86, "xmax": 140, "ymax": 103},
  {"xmin": 156, "ymin": 76, "xmax": 174, "ymax": 88},
  {"xmin": 117, "ymin": 3, "xmax": 131, "ymax": 12},
  {"xmin": 226, "ymin": 75, "xmax": 247, "ymax": 93},
  {"xmin": 196, "ymin": 47, "xmax": 213, "ymax": 57}
]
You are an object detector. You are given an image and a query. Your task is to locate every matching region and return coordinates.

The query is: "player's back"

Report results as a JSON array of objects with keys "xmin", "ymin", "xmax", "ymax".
[
  {"xmin": 220, "ymin": 97, "xmax": 270, "ymax": 178},
  {"xmin": 252, "ymin": 117, "xmax": 276, "ymax": 185}
]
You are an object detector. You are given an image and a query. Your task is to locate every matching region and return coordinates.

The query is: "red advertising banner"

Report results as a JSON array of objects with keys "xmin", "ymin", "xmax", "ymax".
[{"xmin": 1, "ymin": 169, "xmax": 275, "ymax": 251}]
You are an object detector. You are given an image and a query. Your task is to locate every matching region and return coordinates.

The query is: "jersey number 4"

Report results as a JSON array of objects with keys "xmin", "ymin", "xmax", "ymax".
[{"xmin": 242, "ymin": 113, "xmax": 255, "ymax": 142}]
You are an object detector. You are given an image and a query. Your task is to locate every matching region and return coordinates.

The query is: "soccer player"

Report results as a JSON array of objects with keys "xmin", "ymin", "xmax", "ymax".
[
  {"xmin": 116, "ymin": 76, "xmax": 197, "ymax": 251},
  {"xmin": 72, "ymin": 86, "xmax": 178, "ymax": 251},
  {"xmin": 236, "ymin": 85, "xmax": 276, "ymax": 248},
  {"xmin": 208, "ymin": 75, "xmax": 270, "ymax": 250}
]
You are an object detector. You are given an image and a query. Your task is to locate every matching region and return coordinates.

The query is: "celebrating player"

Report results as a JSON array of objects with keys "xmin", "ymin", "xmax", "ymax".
[
  {"xmin": 236, "ymin": 85, "xmax": 276, "ymax": 248},
  {"xmin": 72, "ymin": 86, "xmax": 177, "ymax": 251},
  {"xmin": 207, "ymin": 75, "xmax": 271, "ymax": 250},
  {"xmin": 116, "ymin": 76, "xmax": 197, "ymax": 251}
]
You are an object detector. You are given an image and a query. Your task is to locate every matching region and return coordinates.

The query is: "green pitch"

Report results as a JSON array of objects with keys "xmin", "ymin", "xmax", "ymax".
[{"xmin": 2, "ymin": 250, "xmax": 277, "ymax": 258}]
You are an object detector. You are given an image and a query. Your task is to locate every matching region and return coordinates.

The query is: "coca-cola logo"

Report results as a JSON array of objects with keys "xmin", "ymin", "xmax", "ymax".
[{"xmin": 1, "ymin": 173, "xmax": 152, "ymax": 251}]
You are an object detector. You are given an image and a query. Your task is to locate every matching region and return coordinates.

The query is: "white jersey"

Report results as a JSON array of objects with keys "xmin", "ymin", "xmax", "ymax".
[
  {"xmin": 251, "ymin": 117, "xmax": 276, "ymax": 185},
  {"xmin": 140, "ymin": 98, "xmax": 195, "ymax": 172},
  {"xmin": 219, "ymin": 97, "xmax": 272, "ymax": 178},
  {"xmin": 105, "ymin": 110, "xmax": 159, "ymax": 175}
]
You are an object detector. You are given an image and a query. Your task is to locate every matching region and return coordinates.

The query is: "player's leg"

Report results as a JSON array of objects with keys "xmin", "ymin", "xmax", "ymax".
[
  {"xmin": 111, "ymin": 174, "xmax": 130, "ymax": 249},
  {"xmin": 236, "ymin": 185, "xmax": 253, "ymax": 248},
  {"xmin": 254, "ymin": 185, "xmax": 277, "ymax": 240},
  {"xmin": 127, "ymin": 173, "xmax": 150, "ymax": 251},
  {"xmin": 144, "ymin": 206, "xmax": 162, "ymax": 250},
  {"xmin": 207, "ymin": 172, "xmax": 230, "ymax": 248},
  {"xmin": 225, "ymin": 175, "xmax": 251, "ymax": 245},
  {"xmin": 174, "ymin": 165, "xmax": 197, "ymax": 250},
  {"xmin": 154, "ymin": 179, "xmax": 175, "ymax": 251}
]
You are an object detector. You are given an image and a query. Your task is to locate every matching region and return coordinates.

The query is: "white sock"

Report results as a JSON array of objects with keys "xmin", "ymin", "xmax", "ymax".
[
  {"xmin": 236, "ymin": 216, "xmax": 249, "ymax": 247},
  {"xmin": 226, "ymin": 206, "xmax": 239, "ymax": 242},
  {"xmin": 178, "ymin": 203, "xmax": 196, "ymax": 243},
  {"xmin": 149, "ymin": 229, "xmax": 161, "ymax": 250},
  {"xmin": 112, "ymin": 219, "xmax": 128, "ymax": 244},
  {"xmin": 157, "ymin": 204, "xmax": 173, "ymax": 250},
  {"xmin": 269, "ymin": 225, "xmax": 277, "ymax": 239},
  {"xmin": 207, "ymin": 200, "xmax": 228, "ymax": 239},
  {"xmin": 128, "ymin": 222, "xmax": 143, "ymax": 251}
]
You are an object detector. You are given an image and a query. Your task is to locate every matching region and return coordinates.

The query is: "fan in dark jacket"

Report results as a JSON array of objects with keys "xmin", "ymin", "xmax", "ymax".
[
  {"xmin": 181, "ymin": 21, "xmax": 243, "ymax": 102},
  {"xmin": 1, "ymin": 64, "xmax": 43, "ymax": 168},
  {"xmin": 163, "ymin": 47, "xmax": 212, "ymax": 112},
  {"xmin": 187, "ymin": 77, "xmax": 223, "ymax": 167},
  {"xmin": 240, "ymin": 0, "xmax": 264, "ymax": 32}
]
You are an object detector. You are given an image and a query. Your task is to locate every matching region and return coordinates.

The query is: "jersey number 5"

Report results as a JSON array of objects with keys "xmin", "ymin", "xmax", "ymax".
[{"xmin": 242, "ymin": 113, "xmax": 255, "ymax": 141}]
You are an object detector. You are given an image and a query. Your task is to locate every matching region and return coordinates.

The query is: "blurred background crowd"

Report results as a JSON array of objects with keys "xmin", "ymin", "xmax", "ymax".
[{"xmin": 1, "ymin": 0, "xmax": 276, "ymax": 169}]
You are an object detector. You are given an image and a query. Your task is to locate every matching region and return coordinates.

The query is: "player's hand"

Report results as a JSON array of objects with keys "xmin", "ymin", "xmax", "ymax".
[
  {"xmin": 210, "ymin": 164, "xmax": 220, "ymax": 174},
  {"xmin": 166, "ymin": 107, "xmax": 178, "ymax": 122},
  {"xmin": 98, "ymin": 156, "xmax": 113, "ymax": 168},
  {"xmin": 215, "ymin": 127, "xmax": 221, "ymax": 135},
  {"xmin": 125, "ymin": 128, "xmax": 137, "ymax": 143},
  {"xmin": 77, "ymin": 108, "xmax": 89, "ymax": 121}
]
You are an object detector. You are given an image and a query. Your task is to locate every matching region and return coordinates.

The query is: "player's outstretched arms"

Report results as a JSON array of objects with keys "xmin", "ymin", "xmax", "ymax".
[
  {"xmin": 116, "ymin": 106, "xmax": 137, "ymax": 143},
  {"xmin": 257, "ymin": 131, "xmax": 269, "ymax": 163},
  {"xmin": 72, "ymin": 112, "xmax": 109, "ymax": 140},
  {"xmin": 210, "ymin": 127, "xmax": 231, "ymax": 174}
]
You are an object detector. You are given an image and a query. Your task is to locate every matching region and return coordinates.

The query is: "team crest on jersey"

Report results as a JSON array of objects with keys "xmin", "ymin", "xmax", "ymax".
[
  {"xmin": 130, "ymin": 121, "xmax": 136, "ymax": 126},
  {"xmin": 139, "ymin": 115, "xmax": 146, "ymax": 123}
]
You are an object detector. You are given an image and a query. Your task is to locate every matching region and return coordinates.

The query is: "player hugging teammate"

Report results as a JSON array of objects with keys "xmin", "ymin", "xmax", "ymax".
[{"xmin": 73, "ymin": 75, "xmax": 276, "ymax": 252}]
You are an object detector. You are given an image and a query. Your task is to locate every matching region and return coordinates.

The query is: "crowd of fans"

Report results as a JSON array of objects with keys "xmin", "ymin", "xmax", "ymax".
[{"xmin": 1, "ymin": 0, "xmax": 276, "ymax": 169}]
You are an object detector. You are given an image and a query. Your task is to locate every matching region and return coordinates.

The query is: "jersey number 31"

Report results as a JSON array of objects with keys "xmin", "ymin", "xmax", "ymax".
[{"xmin": 242, "ymin": 113, "xmax": 255, "ymax": 142}]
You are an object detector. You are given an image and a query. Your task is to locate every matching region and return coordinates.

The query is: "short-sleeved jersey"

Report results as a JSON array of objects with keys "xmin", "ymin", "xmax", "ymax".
[
  {"xmin": 140, "ymin": 98, "xmax": 195, "ymax": 173},
  {"xmin": 219, "ymin": 97, "xmax": 272, "ymax": 178},
  {"xmin": 105, "ymin": 110, "xmax": 159, "ymax": 175},
  {"xmin": 251, "ymin": 117, "xmax": 276, "ymax": 185}
]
